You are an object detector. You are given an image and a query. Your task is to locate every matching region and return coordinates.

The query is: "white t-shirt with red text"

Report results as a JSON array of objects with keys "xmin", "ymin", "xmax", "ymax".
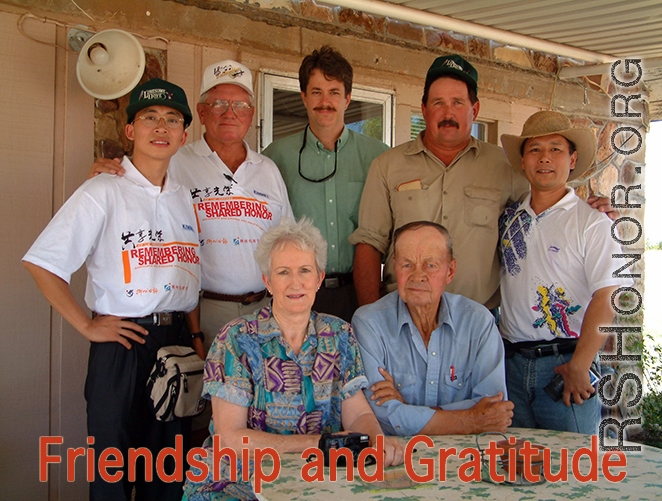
[
  {"xmin": 23, "ymin": 157, "xmax": 200, "ymax": 316},
  {"xmin": 170, "ymin": 139, "xmax": 293, "ymax": 295}
]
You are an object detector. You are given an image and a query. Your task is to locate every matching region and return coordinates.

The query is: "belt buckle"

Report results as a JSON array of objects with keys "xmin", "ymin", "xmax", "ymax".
[
  {"xmin": 324, "ymin": 277, "xmax": 340, "ymax": 289},
  {"xmin": 536, "ymin": 347, "xmax": 543, "ymax": 357},
  {"xmin": 154, "ymin": 312, "xmax": 172, "ymax": 326},
  {"xmin": 241, "ymin": 295, "xmax": 255, "ymax": 306}
]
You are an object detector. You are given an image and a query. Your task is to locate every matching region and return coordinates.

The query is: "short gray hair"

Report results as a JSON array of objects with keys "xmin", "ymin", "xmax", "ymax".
[
  {"xmin": 393, "ymin": 221, "xmax": 454, "ymax": 260},
  {"xmin": 254, "ymin": 217, "xmax": 327, "ymax": 276}
]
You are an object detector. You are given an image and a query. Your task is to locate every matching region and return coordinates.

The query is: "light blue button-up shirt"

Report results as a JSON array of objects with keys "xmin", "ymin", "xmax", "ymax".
[{"xmin": 352, "ymin": 291, "xmax": 507, "ymax": 435}]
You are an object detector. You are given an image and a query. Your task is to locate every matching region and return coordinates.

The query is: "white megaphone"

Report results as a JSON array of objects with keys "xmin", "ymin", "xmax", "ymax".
[{"xmin": 76, "ymin": 29, "xmax": 145, "ymax": 100}]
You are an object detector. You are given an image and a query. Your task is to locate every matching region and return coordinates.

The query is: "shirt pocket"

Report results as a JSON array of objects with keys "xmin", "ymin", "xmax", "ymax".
[
  {"xmin": 394, "ymin": 372, "xmax": 420, "ymax": 403},
  {"xmin": 442, "ymin": 368, "xmax": 468, "ymax": 398},
  {"xmin": 463, "ymin": 186, "xmax": 501, "ymax": 229},
  {"xmin": 391, "ymin": 183, "xmax": 433, "ymax": 230}
]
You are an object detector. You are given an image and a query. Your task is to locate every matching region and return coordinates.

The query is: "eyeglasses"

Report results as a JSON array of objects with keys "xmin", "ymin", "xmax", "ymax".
[
  {"xmin": 202, "ymin": 100, "xmax": 253, "ymax": 117},
  {"xmin": 135, "ymin": 113, "xmax": 185, "ymax": 129},
  {"xmin": 298, "ymin": 124, "xmax": 337, "ymax": 183}
]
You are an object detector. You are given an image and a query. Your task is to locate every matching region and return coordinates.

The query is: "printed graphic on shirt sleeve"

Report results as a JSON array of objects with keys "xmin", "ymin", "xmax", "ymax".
[
  {"xmin": 532, "ymin": 284, "xmax": 581, "ymax": 338},
  {"xmin": 499, "ymin": 203, "xmax": 532, "ymax": 276}
]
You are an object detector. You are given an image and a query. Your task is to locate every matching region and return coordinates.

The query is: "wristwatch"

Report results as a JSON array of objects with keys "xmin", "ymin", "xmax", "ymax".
[{"xmin": 191, "ymin": 331, "xmax": 205, "ymax": 343}]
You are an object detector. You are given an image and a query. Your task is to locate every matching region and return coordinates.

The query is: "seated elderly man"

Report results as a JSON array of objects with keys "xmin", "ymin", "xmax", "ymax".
[{"xmin": 352, "ymin": 221, "xmax": 513, "ymax": 436}]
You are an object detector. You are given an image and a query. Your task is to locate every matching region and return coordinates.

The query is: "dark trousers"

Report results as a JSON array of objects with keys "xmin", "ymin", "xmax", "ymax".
[
  {"xmin": 85, "ymin": 322, "xmax": 190, "ymax": 501},
  {"xmin": 313, "ymin": 283, "xmax": 359, "ymax": 323}
]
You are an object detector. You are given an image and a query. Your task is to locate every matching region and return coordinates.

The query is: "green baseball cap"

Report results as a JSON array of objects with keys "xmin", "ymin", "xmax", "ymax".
[
  {"xmin": 126, "ymin": 78, "xmax": 193, "ymax": 127},
  {"xmin": 425, "ymin": 55, "xmax": 478, "ymax": 94}
]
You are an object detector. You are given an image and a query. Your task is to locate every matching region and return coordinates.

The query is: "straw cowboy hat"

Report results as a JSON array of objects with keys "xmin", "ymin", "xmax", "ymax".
[{"xmin": 501, "ymin": 110, "xmax": 597, "ymax": 182}]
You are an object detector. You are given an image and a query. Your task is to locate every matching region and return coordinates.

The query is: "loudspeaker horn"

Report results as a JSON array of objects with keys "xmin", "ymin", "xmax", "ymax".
[{"xmin": 76, "ymin": 29, "xmax": 145, "ymax": 100}]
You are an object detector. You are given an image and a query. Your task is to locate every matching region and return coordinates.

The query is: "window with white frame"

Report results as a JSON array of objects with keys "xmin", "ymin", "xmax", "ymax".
[{"xmin": 259, "ymin": 72, "xmax": 393, "ymax": 150}]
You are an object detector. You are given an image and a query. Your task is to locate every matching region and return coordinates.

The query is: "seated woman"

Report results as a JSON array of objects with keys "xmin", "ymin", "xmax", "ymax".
[{"xmin": 183, "ymin": 218, "xmax": 403, "ymax": 500}]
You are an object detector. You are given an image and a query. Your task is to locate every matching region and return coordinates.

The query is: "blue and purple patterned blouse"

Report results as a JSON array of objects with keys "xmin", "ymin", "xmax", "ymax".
[{"xmin": 183, "ymin": 303, "xmax": 368, "ymax": 501}]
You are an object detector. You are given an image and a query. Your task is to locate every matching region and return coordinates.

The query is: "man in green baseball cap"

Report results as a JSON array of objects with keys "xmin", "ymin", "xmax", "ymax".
[
  {"xmin": 424, "ymin": 54, "xmax": 478, "ymax": 95},
  {"xmin": 23, "ymin": 77, "xmax": 199, "ymax": 500},
  {"xmin": 351, "ymin": 54, "xmax": 527, "ymax": 317}
]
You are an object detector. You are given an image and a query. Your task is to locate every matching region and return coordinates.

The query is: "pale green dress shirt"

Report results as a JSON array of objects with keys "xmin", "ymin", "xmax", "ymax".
[{"xmin": 263, "ymin": 126, "xmax": 388, "ymax": 274}]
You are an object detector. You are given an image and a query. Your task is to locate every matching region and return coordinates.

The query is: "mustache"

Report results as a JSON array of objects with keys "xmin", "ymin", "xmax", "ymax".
[
  {"xmin": 314, "ymin": 105, "xmax": 337, "ymax": 112},
  {"xmin": 437, "ymin": 118, "xmax": 460, "ymax": 129}
]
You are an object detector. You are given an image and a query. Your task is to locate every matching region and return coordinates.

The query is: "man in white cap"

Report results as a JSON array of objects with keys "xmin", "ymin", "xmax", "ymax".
[
  {"xmin": 92, "ymin": 62, "xmax": 293, "ymax": 356},
  {"xmin": 172, "ymin": 61, "xmax": 292, "ymax": 353},
  {"xmin": 499, "ymin": 110, "xmax": 631, "ymax": 434}
]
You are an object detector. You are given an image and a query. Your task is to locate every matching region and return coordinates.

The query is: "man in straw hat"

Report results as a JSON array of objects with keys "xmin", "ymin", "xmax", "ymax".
[{"xmin": 498, "ymin": 110, "xmax": 631, "ymax": 434}]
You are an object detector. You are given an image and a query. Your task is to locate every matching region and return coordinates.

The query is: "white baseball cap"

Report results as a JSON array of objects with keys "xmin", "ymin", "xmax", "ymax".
[{"xmin": 200, "ymin": 60, "xmax": 254, "ymax": 98}]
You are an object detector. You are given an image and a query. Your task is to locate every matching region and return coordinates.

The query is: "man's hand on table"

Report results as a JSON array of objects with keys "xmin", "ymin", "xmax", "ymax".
[
  {"xmin": 382, "ymin": 435, "xmax": 405, "ymax": 467},
  {"xmin": 467, "ymin": 392, "xmax": 514, "ymax": 433}
]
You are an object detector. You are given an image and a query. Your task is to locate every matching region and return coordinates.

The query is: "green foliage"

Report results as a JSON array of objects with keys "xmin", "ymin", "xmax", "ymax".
[
  {"xmin": 360, "ymin": 117, "xmax": 383, "ymax": 141},
  {"xmin": 645, "ymin": 240, "xmax": 662, "ymax": 250},
  {"xmin": 642, "ymin": 393, "xmax": 662, "ymax": 434},
  {"xmin": 347, "ymin": 117, "xmax": 383, "ymax": 141},
  {"xmin": 411, "ymin": 114, "xmax": 425, "ymax": 140},
  {"xmin": 641, "ymin": 331, "xmax": 662, "ymax": 447}
]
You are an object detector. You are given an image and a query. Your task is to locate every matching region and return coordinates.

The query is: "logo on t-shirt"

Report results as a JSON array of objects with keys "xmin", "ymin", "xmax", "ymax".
[{"xmin": 119, "ymin": 228, "xmax": 200, "ymax": 284}]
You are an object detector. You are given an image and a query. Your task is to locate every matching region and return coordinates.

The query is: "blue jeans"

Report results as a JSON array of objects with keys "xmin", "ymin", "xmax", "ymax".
[{"xmin": 506, "ymin": 352, "xmax": 600, "ymax": 434}]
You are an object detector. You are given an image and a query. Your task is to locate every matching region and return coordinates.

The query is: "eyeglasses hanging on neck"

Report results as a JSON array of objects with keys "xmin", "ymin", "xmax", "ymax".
[{"xmin": 298, "ymin": 124, "xmax": 338, "ymax": 183}]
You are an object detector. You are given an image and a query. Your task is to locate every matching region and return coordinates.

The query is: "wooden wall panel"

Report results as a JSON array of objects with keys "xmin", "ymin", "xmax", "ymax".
[{"xmin": 0, "ymin": 11, "xmax": 55, "ymax": 500}]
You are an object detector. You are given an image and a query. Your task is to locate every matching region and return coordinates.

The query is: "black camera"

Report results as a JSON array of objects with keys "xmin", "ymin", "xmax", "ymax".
[
  {"xmin": 318, "ymin": 432, "xmax": 373, "ymax": 467},
  {"xmin": 544, "ymin": 362, "xmax": 601, "ymax": 402}
]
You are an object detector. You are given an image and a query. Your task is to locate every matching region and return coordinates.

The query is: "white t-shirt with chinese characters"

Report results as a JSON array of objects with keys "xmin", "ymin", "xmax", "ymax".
[
  {"xmin": 499, "ymin": 189, "xmax": 632, "ymax": 343},
  {"xmin": 23, "ymin": 157, "xmax": 200, "ymax": 317},
  {"xmin": 170, "ymin": 139, "xmax": 293, "ymax": 295}
]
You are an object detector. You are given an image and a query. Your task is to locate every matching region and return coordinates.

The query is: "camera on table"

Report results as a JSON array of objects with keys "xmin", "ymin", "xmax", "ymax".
[{"xmin": 318, "ymin": 432, "xmax": 373, "ymax": 467}]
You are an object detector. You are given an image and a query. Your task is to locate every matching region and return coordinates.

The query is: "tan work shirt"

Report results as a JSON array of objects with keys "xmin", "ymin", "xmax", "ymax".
[{"xmin": 349, "ymin": 132, "xmax": 529, "ymax": 309}]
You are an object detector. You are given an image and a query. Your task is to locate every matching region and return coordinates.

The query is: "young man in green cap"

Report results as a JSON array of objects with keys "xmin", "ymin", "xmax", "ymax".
[{"xmin": 23, "ymin": 78, "xmax": 200, "ymax": 500}]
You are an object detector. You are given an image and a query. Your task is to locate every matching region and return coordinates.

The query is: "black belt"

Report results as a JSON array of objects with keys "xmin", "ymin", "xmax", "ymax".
[
  {"xmin": 123, "ymin": 311, "xmax": 185, "ymax": 326},
  {"xmin": 505, "ymin": 338, "xmax": 578, "ymax": 359},
  {"xmin": 322, "ymin": 273, "xmax": 353, "ymax": 289}
]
